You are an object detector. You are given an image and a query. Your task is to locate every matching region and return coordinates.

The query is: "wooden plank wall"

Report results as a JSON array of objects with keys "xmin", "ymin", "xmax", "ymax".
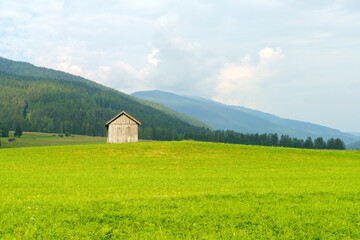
[{"xmin": 107, "ymin": 115, "xmax": 139, "ymax": 143}]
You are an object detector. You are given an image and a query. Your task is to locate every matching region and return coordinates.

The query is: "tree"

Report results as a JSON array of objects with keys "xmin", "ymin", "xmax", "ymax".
[
  {"xmin": 1, "ymin": 127, "xmax": 9, "ymax": 137},
  {"xmin": 14, "ymin": 126, "xmax": 23, "ymax": 138},
  {"xmin": 327, "ymin": 138, "xmax": 336, "ymax": 149},
  {"xmin": 280, "ymin": 135, "xmax": 291, "ymax": 147},
  {"xmin": 334, "ymin": 138, "xmax": 346, "ymax": 150},
  {"xmin": 292, "ymin": 138, "xmax": 304, "ymax": 148},
  {"xmin": 270, "ymin": 133, "xmax": 279, "ymax": 146},
  {"xmin": 303, "ymin": 137, "xmax": 314, "ymax": 149},
  {"xmin": 314, "ymin": 137, "xmax": 326, "ymax": 149}
]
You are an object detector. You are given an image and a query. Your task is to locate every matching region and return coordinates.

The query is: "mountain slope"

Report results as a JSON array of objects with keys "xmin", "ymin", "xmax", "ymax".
[
  {"xmin": 0, "ymin": 57, "xmax": 210, "ymax": 138},
  {"xmin": 346, "ymin": 141, "xmax": 360, "ymax": 150},
  {"xmin": 346, "ymin": 132, "xmax": 360, "ymax": 138},
  {"xmin": 135, "ymin": 98, "xmax": 211, "ymax": 129},
  {"xmin": 132, "ymin": 90, "xmax": 359, "ymax": 144}
]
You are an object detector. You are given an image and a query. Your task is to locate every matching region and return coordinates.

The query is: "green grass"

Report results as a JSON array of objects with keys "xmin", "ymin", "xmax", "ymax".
[
  {"xmin": 0, "ymin": 131, "xmax": 106, "ymax": 148},
  {"xmin": 1, "ymin": 141, "xmax": 360, "ymax": 239}
]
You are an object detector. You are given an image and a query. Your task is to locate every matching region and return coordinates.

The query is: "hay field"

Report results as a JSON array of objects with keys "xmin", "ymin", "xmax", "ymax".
[{"xmin": 1, "ymin": 141, "xmax": 360, "ymax": 239}]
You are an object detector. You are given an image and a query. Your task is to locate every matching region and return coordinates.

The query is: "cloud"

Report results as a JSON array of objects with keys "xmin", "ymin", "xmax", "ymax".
[
  {"xmin": 147, "ymin": 49, "xmax": 160, "ymax": 65},
  {"xmin": 258, "ymin": 47, "xmax": 283, "ymax": 64},
  {"xmin": 57, "ymin": 63, "xmax": 83, "ymax": 76},
  {"xmin": 155, "ymin": 14, "xmax": 179, "ymax": 30},
  {"xmin": 213, "ymin": 47, "xmax": 284, "ymax": 107},
  {"xmin": 248, "ymin": 0, "xmax": 283, "ymax": 8},
  {"xmin": 96, "ymin": 57, "xmax": 159, "ymax": 93},
  {"xmin": 216, "ymin": 60, "xmax": 256, "ymax": 94}
]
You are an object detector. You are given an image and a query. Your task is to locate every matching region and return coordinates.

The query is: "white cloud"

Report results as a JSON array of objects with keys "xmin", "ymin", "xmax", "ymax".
[
  {"xmin": 249, "ymin": 0, "xmax": 283, "ymax": 8},
  {"xmin": 116, "ymin": 61, "xmax": 150, "ymax": 80},
  {"xmin": 213, "ymin": 47, "xmax": 284, "ymax": 107},
  {"xmin": 217, "ymin": 64, "xmax": 256, "ymax": 94},
  {"xmin": 56, "ymin": 63, "xmax": 91, "ymax": 78},
  {"xmin": 98, "ymin": 66, "xmax": 111, "ymax": 72},
  {"xmin": 155, "ymin": 14, "xmax": 179, "ymax": 30},
  {"xmin": 96, "ymin": 57, "xmax": 159, "ymax": 93},
  {"xmin": 147, "ymin": 48, "xmax": 160, "ymax": 66},
  {"xmin": 258, "ymin": 47, "xmax": 283, "ymax": 64},
  {"xmin": 128, "ymin": 0, "xmax": 171, "ymax": 10}
]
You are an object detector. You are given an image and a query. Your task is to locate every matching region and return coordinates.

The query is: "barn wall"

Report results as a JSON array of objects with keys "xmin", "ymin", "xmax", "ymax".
[{"xmin": 107, "ymin": 115, "xmax": 139, "ymax": 143}]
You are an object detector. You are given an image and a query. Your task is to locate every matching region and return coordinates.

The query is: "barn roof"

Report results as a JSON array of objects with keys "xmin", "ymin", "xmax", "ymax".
[{"xmin": 104, "ymin": 111, "xmax": 141, "ymax": 127}]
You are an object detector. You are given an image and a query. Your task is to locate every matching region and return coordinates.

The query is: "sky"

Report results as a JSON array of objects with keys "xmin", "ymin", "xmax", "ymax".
[{"xmin": 1, "ymin": 0, "xmax": 360, "ymax": 132}]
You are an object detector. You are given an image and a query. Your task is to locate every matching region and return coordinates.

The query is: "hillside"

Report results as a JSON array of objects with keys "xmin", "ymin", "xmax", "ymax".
[
  {"xmin": 132, "ymin": 90, "xmax": 359, "ymax": 144},
  {"xmin": 0, "ymin": 57, "xmax": 210, "ymax": 138},
  {"xmin": 347, "ymin": 140, "xmax": 360, "ymax": 150},
  {"xmin": 1, "ymin": 141, "xmax": 360, "ymax": 238},
  {"xmin": 347, "ymin": 132, "xmax": 360, "ymax": 137}
]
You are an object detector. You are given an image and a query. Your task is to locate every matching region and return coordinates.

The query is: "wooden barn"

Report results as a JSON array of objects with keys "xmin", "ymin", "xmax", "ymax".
[{"xmin": 105, "ymin": 111, "xmax": 141, "ymax": 143}]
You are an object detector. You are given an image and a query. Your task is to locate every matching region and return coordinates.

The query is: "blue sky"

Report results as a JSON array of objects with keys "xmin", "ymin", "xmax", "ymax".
[{"xmin": 1, "ymin": 0, "xmax": 360, "ymax": 132}]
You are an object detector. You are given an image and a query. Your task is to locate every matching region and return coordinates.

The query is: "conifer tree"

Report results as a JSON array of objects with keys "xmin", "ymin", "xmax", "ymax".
[
  {"xmin": 1, "ymin": 127, "xmax": 9, "ymax": 137},
  {"xmin": 314, "ymin": 137, "xmax": 326, "ymax": 149},
  {"xmin": 14, "ymin": 126, "xmax": 23, "ymax": 138},
  {"xmin": 304, "ymin": 137, "xmax": 314, "ymax": 149}
]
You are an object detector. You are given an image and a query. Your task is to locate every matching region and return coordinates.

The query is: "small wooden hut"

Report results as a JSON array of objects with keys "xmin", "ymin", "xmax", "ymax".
[{"xmin": 104, "ymin": 111, "xmax": 141, "ymax": 143}]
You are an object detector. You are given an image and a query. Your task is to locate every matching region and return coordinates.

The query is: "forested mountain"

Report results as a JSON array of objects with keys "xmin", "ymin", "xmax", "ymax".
[
  {"xmin": 0, "ymin": 57, "xmax": 210, "ymax": 138},
  {"xmin": 132, "ymin": 90, "xmax": 360, "ymax": 144}
]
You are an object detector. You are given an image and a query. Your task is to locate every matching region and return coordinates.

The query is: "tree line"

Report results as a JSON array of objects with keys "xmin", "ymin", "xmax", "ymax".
[{"xmin": 139, "ymin": 127, "xmax": 346, "ymax": 150}]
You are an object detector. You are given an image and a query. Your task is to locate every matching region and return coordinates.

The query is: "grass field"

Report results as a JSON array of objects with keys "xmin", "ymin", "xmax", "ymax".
[
  {"xmin": 0, "ymin": 131, "xmax": 106, "ymax": 148},
  {"xmin": 1, "ymin": 141, "xmax": 360, "ymax": 239}
]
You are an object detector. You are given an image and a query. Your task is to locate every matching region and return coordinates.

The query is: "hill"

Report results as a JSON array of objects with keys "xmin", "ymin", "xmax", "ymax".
[
  {"xmin": 132, "ymin": 90, "xmax": 359, "ymax": 144},
  {"xmin": 347, "ymin": 140, "xmax": 360, "ymax": 150},
  {"xmin": 1, "ymin": 141, "xmax": 360, "ymax": 238},
  {"xmin": 0, "ymin": 57, "xmax": 210, "ymax": 138}
]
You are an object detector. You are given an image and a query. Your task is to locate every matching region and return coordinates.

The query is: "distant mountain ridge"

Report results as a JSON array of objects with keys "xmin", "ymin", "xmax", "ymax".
[
  {"xmin": 346, "ymin": 132, "xmax": 360, "ymax": 138},
  {"xmin": 132, "ymin": 90, "xmax": 360, "ymax": 144}
]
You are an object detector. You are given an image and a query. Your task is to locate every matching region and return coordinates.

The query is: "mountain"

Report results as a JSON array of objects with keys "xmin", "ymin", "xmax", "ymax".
[
  {"xmin": 0, "ymin": 57, "xmax": 210, "ymax": 139},
  {"xmin": 346, "ymin": 132, "xmax": 360, "ymax": 138},
  {"xmin": 346, "ymin": 141, "xmax": 360, "ymax": 150},
  {"xmin": 132, "ymin": 90, "xmax": 360, "ymax": 144},
  {"xmin": 135, "ymin": 98, "xmax": 210, "ymax": 129}
]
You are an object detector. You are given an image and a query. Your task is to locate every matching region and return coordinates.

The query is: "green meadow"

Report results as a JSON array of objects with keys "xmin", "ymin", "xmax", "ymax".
[
  {"xmin": 0, "ymin": 131, "xmax": 106, "ymax": 148},
  {"xmin": 1, "ymin": 141, "xmax": 360, "ymax": 239}
]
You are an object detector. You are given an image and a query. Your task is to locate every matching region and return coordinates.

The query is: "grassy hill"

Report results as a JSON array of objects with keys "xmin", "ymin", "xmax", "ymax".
[
  {"xmin": 132, "ymin": 90, "xmax": 360, "ymax": 144},
  {"xmin": 1, "ymin": 141, "xmax": 360, "ymax": 238},
  {"xmin": 0, "ymin": 57, "xmax": 210, "ymax": 138}
]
